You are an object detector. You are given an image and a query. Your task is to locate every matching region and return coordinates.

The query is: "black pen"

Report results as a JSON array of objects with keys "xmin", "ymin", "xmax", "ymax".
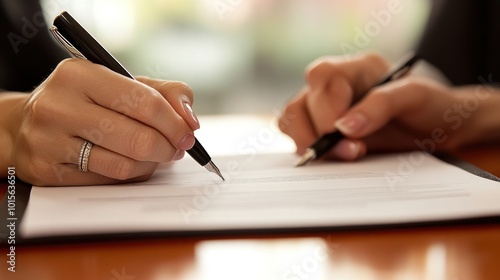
[
  {"xmin": 50, "ymin": 11, "xmax": 224, "ymax": 180},
  {"xmin": 295, "ymin": 52, "xmax": 420, "ymax": 167}
]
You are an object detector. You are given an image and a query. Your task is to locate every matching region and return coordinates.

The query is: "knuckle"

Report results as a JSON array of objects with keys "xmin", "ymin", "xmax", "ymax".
[
  {"xmin": 28, "ymin": 94, "xmax": 71, "ymax": 128},
  {"xmin": 128, "ymin": 86, "xmax": 161, "ymax": 117},
  {"xmin": 169, "ymin": 115, "xmax": 189, "ymax": 143},
  {"xmin": 128, "ymin": 128, "xmax": 159, "ymax": 160},
  {"xmin": 305, "ymin": 58, "xmax": 334, "ymax": 83},
  {"xmin": 179, "ymin": 82, "xmax": 194, "ymax": 102},
  {"xmin": 167, "ymin": 81, "xmax": 194, "ymax": 102},
  {"xmin": 359, "ymin": 52, "xmax": 391, "ymax": 80},
  {"xmin": 28, "ymin": 98, "xmax": 48, "ymax": 124},
  {"xmin": 137, "ymin": 92, "xmax": 163, "ymax": 121},
  {"xmin": 28, "ymin": 93, "xmax": 59, "ymax": 124},
  {"xmin": 51, "ymin": 58, "xmax": 82, "ymax": 82},
  {"xmin": 360, "ymin": 52, "xmax": 388, "ymax": 68},
  {"xmin": 25, "ymin": 158, "xmax": 53, "ymax": 186},
  {"xmin": 397, "ymin": 78, "xmax": 430, "ymax": 103}
]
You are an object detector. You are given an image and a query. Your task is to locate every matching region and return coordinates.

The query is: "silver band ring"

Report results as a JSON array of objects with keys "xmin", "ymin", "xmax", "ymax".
[{"xmin": 78, "ymin": 140, "xmax": 93, "ymax": 172}]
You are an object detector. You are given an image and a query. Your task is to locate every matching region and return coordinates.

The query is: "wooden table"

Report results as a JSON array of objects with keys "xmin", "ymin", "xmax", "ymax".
[{"xmin": 1, "ymin": 146, "xmax": 499, "ymax": 280}]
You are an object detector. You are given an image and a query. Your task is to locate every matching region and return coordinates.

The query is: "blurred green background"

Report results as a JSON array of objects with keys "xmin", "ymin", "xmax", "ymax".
[{"xmin": 42, "ymin": 0, "xmax": 430, "ymax": 115}]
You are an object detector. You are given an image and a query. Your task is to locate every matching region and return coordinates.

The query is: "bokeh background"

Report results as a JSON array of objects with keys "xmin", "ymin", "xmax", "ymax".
[{"xmin": 42, "ymin": 0, "xmax": 430, "ymax": 115}]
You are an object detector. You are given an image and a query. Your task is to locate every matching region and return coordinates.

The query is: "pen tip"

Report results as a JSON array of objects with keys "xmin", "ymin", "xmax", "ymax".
[
  {"xmin": 295, "ymin": 157, "xmax": 312, "ymax": 167},
  {"xmin": 216, "ymin": 170, "xmax": 225, "ymax": 181},
  {"xmin": 205, "ymin": 161, "xmax": 225, "ymax": 181},
  {"xmin": 295, "ymin": 149, "xmax": 317, "ymax": 167}
]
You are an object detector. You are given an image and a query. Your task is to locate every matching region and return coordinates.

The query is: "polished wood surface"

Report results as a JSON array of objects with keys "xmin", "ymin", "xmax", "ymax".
[{"xmin": 1, "ymin": 147, "xmax": 499, "ymax": 280}]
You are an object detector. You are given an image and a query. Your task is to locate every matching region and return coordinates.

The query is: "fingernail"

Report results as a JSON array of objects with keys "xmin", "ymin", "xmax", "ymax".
[
  {"xmin": 183, "ymin": 102, "xmax": 200, "ymax": 130},
  {"xmin": 335, "ymin": 112, "xmax": 368, "ymax": 135},
  {"xmin": 345, "ymin": 141, "xmax": 361, "ymax": 159},
  {"xmin": 179, "ymin": 134, "xmax": 195, "ymax": 150},
  {"xmin": 332, "ymin": 140, "xmax": 363, "ymax": 161}
]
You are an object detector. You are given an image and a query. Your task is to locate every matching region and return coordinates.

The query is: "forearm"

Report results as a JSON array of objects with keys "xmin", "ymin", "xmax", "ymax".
[{"xmin": 0, "ymin": 92, "xmax": 29, "ymax": 178}]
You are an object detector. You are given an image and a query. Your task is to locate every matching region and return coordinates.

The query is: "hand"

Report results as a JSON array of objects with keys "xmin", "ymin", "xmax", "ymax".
[
  {"xmin": 278, "ymin": 53, "xmax": 479, "ymax": 161},
  {"xmin": 8, "ymin": 58, "xmax": 200, "ymax": 186}
]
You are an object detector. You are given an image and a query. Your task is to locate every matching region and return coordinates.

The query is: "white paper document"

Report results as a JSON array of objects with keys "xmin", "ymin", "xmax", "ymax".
[{"xmin": 20, "ymin": 151, "xmax": 500, "ymax": 238}]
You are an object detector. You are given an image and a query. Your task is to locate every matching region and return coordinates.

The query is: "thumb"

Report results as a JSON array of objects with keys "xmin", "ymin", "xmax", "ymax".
[{"xmin": 333, "ymin": 78, "xmax": 427, "ymax": 138}]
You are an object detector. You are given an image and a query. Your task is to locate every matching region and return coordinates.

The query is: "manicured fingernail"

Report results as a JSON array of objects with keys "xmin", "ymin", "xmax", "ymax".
[
  {"xmin": 335, "ymin": 112, "xmax": 368, "ymax": 135},
  {"xmin": 179, "ymin": 134, "xmax": 195, "ymax": 150},
  {"xmin": 183, "ymin": 102, "xmax": 200, "ymax": 130}
]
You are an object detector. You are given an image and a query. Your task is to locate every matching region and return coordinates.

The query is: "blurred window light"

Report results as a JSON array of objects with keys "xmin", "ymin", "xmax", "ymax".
[
  {"xmin": 41, "ymin": 0, "xmax": 430, "ymax": 115},
  {"xmin": 92, "ymin": 0, "xmax": 136, "ymax": 51}
]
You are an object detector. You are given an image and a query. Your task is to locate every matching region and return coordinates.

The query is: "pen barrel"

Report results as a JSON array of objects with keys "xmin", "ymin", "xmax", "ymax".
[
  {"xmin": 311, "ymin": 131, "xmax": 344, "ymax": 156},
  {"xmin": 54, "ymin": 12, "xmax": 134, "ymax": 79},
  {"xmin": 186, "ymin": 138, "xmax": 211, "ymax": 166}
]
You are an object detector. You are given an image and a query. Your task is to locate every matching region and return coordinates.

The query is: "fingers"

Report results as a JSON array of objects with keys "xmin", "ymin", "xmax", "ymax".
[
  {"xmin": 278, "ymin": 88, "xmax": 317, "ymax": 155},
  {"xmin": 305, "ymin": 75, "xmax": 353, "ymax": 135},
  {"xmin": 83, "ymin": 143, "xmax": 159, "ymax": 181},
  {"xmin": 59, "ymin": 102, "xmax": 179, "ymax": 162},
  {"xmin": 15, "ymin": 130, "xmax": 160, "ymax": 186},
  {"xmin": 278, "ymin": 90, "xmax": 367, "ymax": 160},
  {"xmin": 331, "ymin": 77, "xmax": 462, "ymax": 156},
  {"xmin": 137, "ymin": 76, "xmax": 200, "ymax": 131},
  {"xmin": 16, "ymin": 58, "xmax": 200, "ymax": 186},
  {"xmin": 324, "ymin": 139, "xmax": 367, "ymax": 161},
  {"xmin": 279, "ymin": 53, "xmax": 391, "ymax": 158},
  {"xmin": 52, "ymin": 59, "xmax": 196, "ymax": 152},
  {"xmin": 281, "ymin": 53, "xmax": 390, "ymax": 136},
  {"xmin": 334, "ymin": 78, "xmax": 430, "ymax": 138},
  {"xmin": 279, "ymin": 52, "xmax": 459, "ymax": 162},
  {"xmin": 306, "ymin": 52, "xmax": 390, "ymax": 99},
  {"xmin": 303, "ymin": 53, "xmax": 391, "ymax": 136}
]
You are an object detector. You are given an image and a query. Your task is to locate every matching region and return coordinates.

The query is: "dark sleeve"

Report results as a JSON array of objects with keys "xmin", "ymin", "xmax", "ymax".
[
  {"xmin": 416, "ymin": 0, "xmax": 500, "ymax": 86},
  {"xmin": 0, "ymin": 0, "xmax": 68, "ymax": 92}
]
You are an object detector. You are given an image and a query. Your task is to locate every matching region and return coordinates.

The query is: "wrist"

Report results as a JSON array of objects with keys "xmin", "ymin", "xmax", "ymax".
[{"xmin": 0, "ymin": 92, "xmax": 29, "ymax": 176}]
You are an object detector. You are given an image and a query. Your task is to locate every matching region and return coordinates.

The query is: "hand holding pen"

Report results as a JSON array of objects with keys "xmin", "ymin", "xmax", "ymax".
[
  {"xmin": 4, "ymin": 11, "xmax": 222, "ymax": 186},
  {"xmin": 50, "ymin": 11, "xmax": 224, "ymax": 181},
  {"xmin": 278, "ymin": 52, "xmax": 464, "ymax": 164},
  {"xmin": 295, "ymin": 52, "xmax": 419, "ymax": 166}
]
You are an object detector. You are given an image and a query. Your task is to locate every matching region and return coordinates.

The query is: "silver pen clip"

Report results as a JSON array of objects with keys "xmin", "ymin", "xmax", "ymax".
[{"xmin": 49, "ymin": 26, "xmax": 86, "ymax": 59}]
